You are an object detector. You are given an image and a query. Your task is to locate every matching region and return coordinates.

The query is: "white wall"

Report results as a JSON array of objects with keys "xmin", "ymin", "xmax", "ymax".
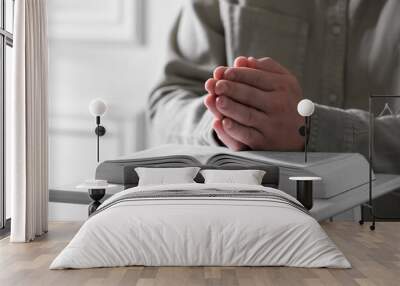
[{"xmin": 48, "ymin": 0, "xmax": 183, "ymax": 192}]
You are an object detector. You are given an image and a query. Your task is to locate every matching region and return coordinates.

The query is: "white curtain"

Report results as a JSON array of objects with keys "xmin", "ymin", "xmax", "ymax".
[{"xmin": 7, "ymin": 0, "xmax": 49, "ymax": 242}]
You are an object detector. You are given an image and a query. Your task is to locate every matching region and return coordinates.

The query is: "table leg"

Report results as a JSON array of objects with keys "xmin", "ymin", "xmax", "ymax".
[
  {"xmin": 296, "ymin": 181, "xmax": 313, "ymax": 210},
  {"xmin": 88, "ymin": 189, "xmax": 106, "ymax": 216}
]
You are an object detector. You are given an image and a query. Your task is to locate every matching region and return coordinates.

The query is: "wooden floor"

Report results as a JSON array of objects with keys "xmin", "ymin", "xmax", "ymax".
[{"xmin": 0, "ymin": 222, "xmax": 399, "ymax": 286}]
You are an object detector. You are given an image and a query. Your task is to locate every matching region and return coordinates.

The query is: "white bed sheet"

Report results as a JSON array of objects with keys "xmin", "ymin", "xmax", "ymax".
[{"xmin": 50, "ymin": 183, "xmax": 350, "ymax": 269}]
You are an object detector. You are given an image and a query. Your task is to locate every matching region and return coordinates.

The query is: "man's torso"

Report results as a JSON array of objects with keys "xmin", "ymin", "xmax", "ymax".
[{"xmin": 218, "ymin": 0, "xmax": 400, "ymax": 109}]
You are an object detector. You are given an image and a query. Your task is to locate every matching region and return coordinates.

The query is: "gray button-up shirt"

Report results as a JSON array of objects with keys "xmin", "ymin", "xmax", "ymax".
[{"xmin": 149, "ymin": 0, "xmax": 400, "ymax": 173}]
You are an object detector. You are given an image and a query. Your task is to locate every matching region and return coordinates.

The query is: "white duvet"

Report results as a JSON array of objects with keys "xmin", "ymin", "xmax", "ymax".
[{"xmin": 50, "ymin": 183, "xmax": 350, "ymax": 269}]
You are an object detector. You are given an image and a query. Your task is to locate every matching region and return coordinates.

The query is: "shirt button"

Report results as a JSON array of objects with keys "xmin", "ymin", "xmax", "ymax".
[
  {"xmin": 329, "ymin": 93, "xmax": 338, "ymax": 103},
  {"xmin": 331, "ymin": 24, "xmax": 342, "ymax": 35}
]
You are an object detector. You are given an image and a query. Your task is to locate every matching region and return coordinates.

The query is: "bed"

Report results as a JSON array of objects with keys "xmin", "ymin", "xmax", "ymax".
[{"xmin": 50, "ymin": 182, "xmax": 350, "ymax": 269}]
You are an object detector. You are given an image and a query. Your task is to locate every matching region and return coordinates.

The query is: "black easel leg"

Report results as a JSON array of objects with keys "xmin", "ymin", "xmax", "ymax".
[
  {"xmin": 359, "ymin": 205, "xmax": 364, "ymax": 225},
  {"xmin": 370, "ymin": 205, "xmax": 376, "ymax": 231}
]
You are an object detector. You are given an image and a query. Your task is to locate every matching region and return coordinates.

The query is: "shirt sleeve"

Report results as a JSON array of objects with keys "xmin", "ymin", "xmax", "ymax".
[
  {"xmin": 148, "ymin": 0, "xmax": 225, "ymax": 146},
  {"xmin": 309, "ymin": 104, "xmax": 400, "ymax": 173}
]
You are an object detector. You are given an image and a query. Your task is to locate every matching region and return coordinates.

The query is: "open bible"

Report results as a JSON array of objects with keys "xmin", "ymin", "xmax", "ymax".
[{"xmin": 96, "ymin": 144, "xmax": 371, "ymax": 199}]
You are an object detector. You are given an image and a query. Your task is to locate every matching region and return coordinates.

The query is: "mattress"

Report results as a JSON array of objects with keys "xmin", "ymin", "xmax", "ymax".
[{"xmin": 50, "ymin": 183, "xmax": 350, "ymax": 269}]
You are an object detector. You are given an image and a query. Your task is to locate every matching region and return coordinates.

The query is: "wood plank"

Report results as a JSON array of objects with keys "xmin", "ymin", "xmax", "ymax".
[{"xmin": 0, "ymin": 222, "xmax": 399, "ymax": 286}]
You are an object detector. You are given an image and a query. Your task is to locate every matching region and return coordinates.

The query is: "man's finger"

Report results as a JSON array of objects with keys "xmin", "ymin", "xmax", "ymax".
[
  {"xmin": 214, "ymin": 56, "xmax": 250, "ymax": 80},
  {"xmin": 204, "ymin": 94, "xmax": 223, "ymax": 119},
  {"xmin": 223, "ymin": 67, "xmax": 282, "ymax": 91},
  {"xmin": 214, "ymin": 79, "xmax": 272, "ymax": 111},
  {"xmin": 204, "ymin": 78, "xmax": 223, "ymax": 118},
  {"xmin": 248, "ymin": 57, "xmax": 289, "ymax": 74},
  {"xmin": 204, "ymin": 78, "xmax": 217, "ymax": 94},
  {"xmin": 213, "ymin": 119, "xmax": 247, "ymax": 151},
  {"xmin": 222, "ymin": 118, "xmax": 266, "ymax": 150},
  {"xmin": 213, "ymin": 66, "xmax": 227, "ymax": 80},
  {"xmin": 216, "ymin": 96, "xmax": 268, "ymax": 129},
  {"xmin": 234, "ymin": 56, "xmax": 249, "ymax": 68}
]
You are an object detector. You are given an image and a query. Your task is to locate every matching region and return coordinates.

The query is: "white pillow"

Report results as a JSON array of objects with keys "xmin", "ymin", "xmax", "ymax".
[
  {"xmin": 200, "ymin": 169, "xmax": 266, "ymax": 185},
  {"xmin": 135, "ymin": 167, "xmax": 200, "ymax": 186}
]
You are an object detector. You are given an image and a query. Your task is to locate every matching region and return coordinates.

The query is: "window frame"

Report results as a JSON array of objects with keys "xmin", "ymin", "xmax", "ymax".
[{"xmin": 0, "ymin": 0, "xmax": 14, "ymax": 230}]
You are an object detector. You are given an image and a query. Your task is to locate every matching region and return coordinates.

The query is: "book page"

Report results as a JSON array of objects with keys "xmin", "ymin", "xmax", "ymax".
[
  {"xmin": 107, "ymin": 144, "xmax": 229, "ymax": 165},
  {"xmin": 208, "ymin": 151, "xmax": 354, "ymax": 168}
]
